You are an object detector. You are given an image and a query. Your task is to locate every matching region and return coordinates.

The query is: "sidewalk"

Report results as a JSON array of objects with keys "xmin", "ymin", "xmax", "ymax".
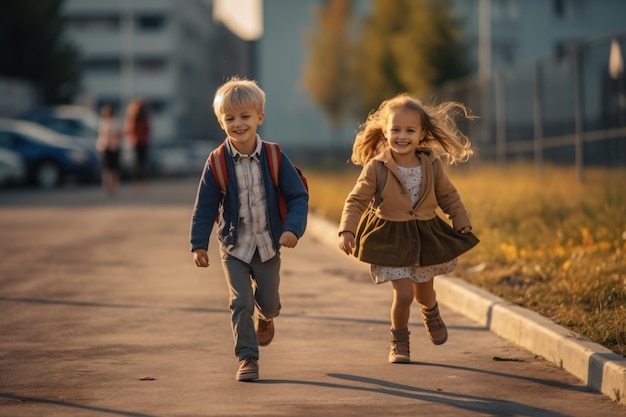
[
  {"xmin": 0, "ymin": 179, "xmax": 624, "ymax": 416},
  {"xmin": 309, "ymin": 214, "xmax": 626, "ymax": 407}
]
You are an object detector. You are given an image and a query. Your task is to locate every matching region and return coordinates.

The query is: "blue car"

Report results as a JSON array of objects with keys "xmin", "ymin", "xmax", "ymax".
[
  {"xmin": 0, "ymin": 148, "xmax": 26, "ymax": 187},
  {"xmin": 0, "ymin": 119, "xmax": 100, "ymax": 189},
  {"xmin": 19, "ymin": 105, "xmax": 99, "ymax": 140}
]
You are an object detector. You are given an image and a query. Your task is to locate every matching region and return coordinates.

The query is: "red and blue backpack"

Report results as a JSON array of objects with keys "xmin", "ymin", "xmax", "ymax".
[{"xmin": 208, "ymin": 141, "xmax": 308, "ymax": 224}]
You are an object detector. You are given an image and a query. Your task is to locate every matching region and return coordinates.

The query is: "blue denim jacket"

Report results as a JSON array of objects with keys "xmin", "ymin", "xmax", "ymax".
[{"xmin": 190, "ymin": 138, "xmax": 309, "ymax": 253}]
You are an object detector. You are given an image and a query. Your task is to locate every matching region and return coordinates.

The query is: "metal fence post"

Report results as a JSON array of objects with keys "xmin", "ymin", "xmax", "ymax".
[
  {"xmin": 573, "ymin": 45, "xmax": 585, "ymax": 183},
  {"xmin": 533, "ymin": 61, "xmax": 544, "ymax": 178},
  {"xmin": 495, "ymin": 71, "xmax": 506, "ymax": 169}
]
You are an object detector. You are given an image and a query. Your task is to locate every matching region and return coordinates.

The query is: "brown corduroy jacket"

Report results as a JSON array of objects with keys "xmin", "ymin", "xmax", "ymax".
[{"xmin": 338, "ymin": 148, "xmax": 472, "ymax": 236}]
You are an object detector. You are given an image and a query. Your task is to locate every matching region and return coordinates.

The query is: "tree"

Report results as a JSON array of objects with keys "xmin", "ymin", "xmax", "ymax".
[
  {"xmin": 427, "ymin": 0, "xmax": 470, "ymax": 86},
  {"xmin": 303, "ymin": 0, "xmax": 469, "ymax": 123},
  {"xmin": 354, "ymin": 0, "xmax": 468, "ymax": 114},
  {"xmin": 0, "ymin": 0, "xmax": 81, "ymax": 104},
  {"xmin": 302, "ymin": 0, "xmax": 354, "ymax": 128}
]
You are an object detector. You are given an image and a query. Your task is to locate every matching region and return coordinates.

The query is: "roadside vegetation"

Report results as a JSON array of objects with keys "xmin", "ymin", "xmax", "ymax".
[{"xmin": 306, "ymin": 163, "xmax": 626, "ymax": 357}]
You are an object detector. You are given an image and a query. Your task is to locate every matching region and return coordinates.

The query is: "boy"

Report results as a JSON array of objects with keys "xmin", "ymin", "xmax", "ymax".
[{"xmin": 190, "ymin": 77, "xmax": 309, "ymax": 381}]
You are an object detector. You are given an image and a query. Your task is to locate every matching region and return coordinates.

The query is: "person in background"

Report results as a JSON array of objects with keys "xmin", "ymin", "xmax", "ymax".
[
  {"xmin": 338, "ymin": 93, "xmax": 479, "ymax": 364},
  {"xmin": 96, "ymin": 104, "xmax": 122, "ymax": 195},
  {"xmin": 124, "ymin": 98, "xmax": 150, "ymax": 191}
]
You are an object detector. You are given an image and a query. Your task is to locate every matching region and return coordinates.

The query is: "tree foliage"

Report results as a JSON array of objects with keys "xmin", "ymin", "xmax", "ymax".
[
  {"xmin": 0, "ymin": 0, "xmax": 81, "ymax": 104},
  {"xmin": 355, "ymin": 0, "xmax": 468, "ymax": 114},
  {"xmin": 303, "ymin": 0, "xmax": 468, "ymax": 124},
  {"xmin": 302, "ymin": 0, "xmax": 354, "ymax": 128}
]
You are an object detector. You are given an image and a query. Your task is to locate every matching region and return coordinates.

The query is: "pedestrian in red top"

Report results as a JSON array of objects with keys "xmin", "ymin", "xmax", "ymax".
[{"xmin": 124, "ymin": 98, "xmax": 150, "ymax": 191}]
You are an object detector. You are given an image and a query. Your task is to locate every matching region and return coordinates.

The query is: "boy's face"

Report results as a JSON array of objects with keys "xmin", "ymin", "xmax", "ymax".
[{"xmin": 218, "ymin": 106, "xmax": 264, "ymax": 153}]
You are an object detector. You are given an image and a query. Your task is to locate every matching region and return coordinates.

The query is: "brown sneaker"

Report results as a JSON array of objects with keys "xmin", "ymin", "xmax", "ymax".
[
  {"xmin": 421, "ymin": 303, "xmax": 448, "ymax": 345},
  {"xmin": 236, "ymin": 358, "xmax": 259, "ymax": 381},
  {"xmin": 389, "ymin": 328, "xmax": 411, "ymax": 363},
  {"xmin": 256, "ymin": 318, "xmax": 275, "ymax": 347}
]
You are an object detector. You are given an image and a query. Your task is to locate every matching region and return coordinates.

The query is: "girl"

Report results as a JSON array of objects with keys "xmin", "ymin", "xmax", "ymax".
[
  {"xmin": 338, "ymin": 93, "xmax": 479, "ymax": 364},
  {"xmin": 96, "ymin": 104, "xmax": 122, "ymax": 195}
]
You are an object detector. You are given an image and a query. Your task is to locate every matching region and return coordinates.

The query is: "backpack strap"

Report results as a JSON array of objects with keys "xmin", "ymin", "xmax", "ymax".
[
  {"xmin": 209, "ymin": 141, "xmax": 282, "ymax": 193},
  {"xmin": 373, "ymin": 161, "xmax": 387, "ymax": 207},
  {"xmin": 209, "ymin": 143, "xmax": 228, "ymax": 194},
  {"xmin": 262, "ymin": 141, "xmax": 281, "ymax": 188}
]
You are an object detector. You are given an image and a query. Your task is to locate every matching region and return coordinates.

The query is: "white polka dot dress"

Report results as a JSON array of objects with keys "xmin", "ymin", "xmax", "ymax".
[{"xmin": 370, "ymin": 165, "xmax": 458, "ymax": 284}]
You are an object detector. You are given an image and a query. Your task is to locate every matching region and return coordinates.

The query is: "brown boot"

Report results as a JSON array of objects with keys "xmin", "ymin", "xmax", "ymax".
[
  {"xmin": 256, "ymin": 317, "xmax": 275, "ymax": 347},
  {"xmin": 389, "ymin": 328, "xmax": 410, "ymax": 363},
  {"xmin": 421, "ymin": 303, "xmax": 448, "ymax": 345},
  {"xmin": 236, "ymin": 357, "xmax": 259, "ymax": 381}
]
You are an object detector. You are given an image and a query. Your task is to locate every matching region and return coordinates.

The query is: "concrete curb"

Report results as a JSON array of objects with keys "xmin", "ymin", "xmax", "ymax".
[{"xmin": 306, "ymin": 214, "xmax": 626, "ymax": 406}]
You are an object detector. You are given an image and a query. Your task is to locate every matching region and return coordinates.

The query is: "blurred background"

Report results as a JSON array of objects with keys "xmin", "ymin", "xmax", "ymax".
[{"xmin": 0, "ymin": 0, "xmax": 625, "ymax": 188}]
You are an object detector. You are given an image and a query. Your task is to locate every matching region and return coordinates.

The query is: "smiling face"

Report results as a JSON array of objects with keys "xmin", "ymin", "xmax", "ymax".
[
  {"xmin": 218, "ymin": 106, "xmax": 264, "ymax": 153},
  {"xmin": 384, "ymin": 105, "xmax": 425, "ymax": 163}
]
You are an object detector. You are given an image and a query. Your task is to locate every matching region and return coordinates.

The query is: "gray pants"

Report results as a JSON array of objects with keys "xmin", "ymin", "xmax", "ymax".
[{"xmin": 220, "ymin": 249, "xmax": 281, "ymax": 361}]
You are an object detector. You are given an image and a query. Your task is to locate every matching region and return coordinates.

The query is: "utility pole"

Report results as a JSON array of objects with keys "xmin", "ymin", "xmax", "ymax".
[
  {"xmin": 478, "ymin": 0, "xmax": 491, "ymax": 80},
  {"xmin": 478, "ymin": 0, "xmax": 493, "ymax": 161},
  {"xmin": 120, "ymin": 0, "xmax": 135, "ymax": 115}
]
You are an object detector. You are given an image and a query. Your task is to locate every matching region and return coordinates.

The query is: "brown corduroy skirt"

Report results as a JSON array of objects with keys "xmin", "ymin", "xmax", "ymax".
[{"xmin": 354, "ymin": 211, "xmax": 479, "ymax": 267}]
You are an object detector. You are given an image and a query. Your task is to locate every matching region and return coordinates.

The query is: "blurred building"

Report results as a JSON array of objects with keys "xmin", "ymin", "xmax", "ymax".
[
  {"xmin": 61, "ymin": 0, "xmax": 253, "ymax": 143},
  {"xmin": 451, "ymin": 0, "xmax": 626, "ymax": 76}
]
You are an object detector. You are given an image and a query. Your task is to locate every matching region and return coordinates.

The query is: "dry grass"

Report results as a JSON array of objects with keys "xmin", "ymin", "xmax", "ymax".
[{"xmin": 306, "ymin": 163, "xmax": 626, "ymax": 356}]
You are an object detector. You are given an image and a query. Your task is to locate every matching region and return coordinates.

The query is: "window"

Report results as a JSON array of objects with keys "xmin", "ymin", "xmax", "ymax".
[
  {"xmin": 136, "ymin": 15, "xmax": 166, "ymax": 31},
  {"xmin": 81, "ymin": 58, "xmax": 120, "ymax": 73},
  {"xmin": 64, "ymin": 16, "xmax": 120, "ymax": 31},
  {"xmin": 493, "ymin": 40, "xmax": 516, "ymax": 66},
  {"xmin": 553, "ymin": 0, "xmax": 585, "ymax": 20},
  {"xmin": 136, "ymin": 58, "xmax": 167, "ymax": 73},
  {"xmin": 493, "ymin": 0, "xmax": 520, "ymax": 23},
  {"xmin": 147, "ymin": 100, "xmax": 168, "ymax": 114}
]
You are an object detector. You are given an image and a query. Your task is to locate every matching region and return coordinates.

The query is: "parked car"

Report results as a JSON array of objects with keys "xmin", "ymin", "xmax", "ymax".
[
  {"xmin": 19, "ymin": 105, "xmax": 99, "ymax": 141},
  {"xmin": 0, "ymin": 119, "xmax": 100, "ymax": 189},
  {"xmin": 0, "ymin": 148, "xmax": 26, "ymax": 187}
]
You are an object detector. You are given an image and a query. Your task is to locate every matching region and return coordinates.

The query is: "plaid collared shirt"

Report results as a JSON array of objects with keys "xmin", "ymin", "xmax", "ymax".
[{"xmin": 226, "ymin": 137, "xmax": 277, "ymax": 263}]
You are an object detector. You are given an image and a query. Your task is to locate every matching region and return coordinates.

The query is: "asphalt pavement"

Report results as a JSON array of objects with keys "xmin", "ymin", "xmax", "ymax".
[{"xmin": 0, "ymin": 178, "xmax": 624, "ymax": 417}]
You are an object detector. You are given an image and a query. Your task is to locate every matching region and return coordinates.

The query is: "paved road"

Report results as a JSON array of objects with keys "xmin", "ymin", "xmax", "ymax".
[{"xmin": 1, "ymin": 179, "xmax": 624, "ymax": 417}]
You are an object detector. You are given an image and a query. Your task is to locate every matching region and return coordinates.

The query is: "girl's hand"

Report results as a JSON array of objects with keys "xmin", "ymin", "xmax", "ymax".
[
  {"xmin": 280, "ymin": 231, "xmax": 299, "ymax": 248},
  {"xmin": 459, "ymin": 226, "xmax": 472, "ymax": 235},
  {"xmin": 193, "ymin": 249, "xmax": 209, "ymax": 267},
  {"xmin": 339, "ymin": 231, "xmax": 355, "ymax": 255}
]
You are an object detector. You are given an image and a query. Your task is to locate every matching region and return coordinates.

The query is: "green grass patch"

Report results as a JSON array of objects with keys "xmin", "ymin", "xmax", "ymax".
[{"xmin": 307, "ymin": 163, "xmax": 626, "ymax": 357}]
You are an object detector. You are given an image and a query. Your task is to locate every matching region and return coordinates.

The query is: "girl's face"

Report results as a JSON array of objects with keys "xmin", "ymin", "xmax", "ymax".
[
  {"xmin": 384, "ymin": 106, "xmax": 425, "ymax": 158},
  {"xmin": 218, "ymin": 106, "xmax": 264, "ymax": 152}
]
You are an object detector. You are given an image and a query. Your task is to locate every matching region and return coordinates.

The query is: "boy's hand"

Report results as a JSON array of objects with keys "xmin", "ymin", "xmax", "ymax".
[
  {"xmin": 279, "ymin": 231, "xmax": 298, "ymax": 248},
  {"xmin": 338, "ymin": 231, "xmax": 355, "ymax": 255},
  {"xmin": 193, "ymin": 249, "xmax": 209, "ymax": 267}
]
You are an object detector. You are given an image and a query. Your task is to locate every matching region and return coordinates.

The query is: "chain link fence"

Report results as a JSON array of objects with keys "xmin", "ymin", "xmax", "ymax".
[{"xmin": 439, "ymin": 30, "xmax": 626, "ymax": 180}]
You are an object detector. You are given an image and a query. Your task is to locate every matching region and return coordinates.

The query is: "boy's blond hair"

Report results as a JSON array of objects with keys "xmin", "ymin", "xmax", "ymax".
[{"xmin": 213, "ymin": 76, "xmax": 266, "ymax": 119}]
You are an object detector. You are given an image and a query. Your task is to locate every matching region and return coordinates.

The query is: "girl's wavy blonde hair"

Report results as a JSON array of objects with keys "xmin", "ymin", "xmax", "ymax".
[{"xmin": 351, "ymin": 93, "xmax": 476, "ymax": 166}]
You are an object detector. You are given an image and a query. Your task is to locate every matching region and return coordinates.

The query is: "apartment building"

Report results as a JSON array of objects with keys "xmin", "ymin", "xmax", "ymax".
[
  {"xmin": 61, "ymin": 0, "xmax": 216, "ymax": 142},
  {"xmin": 450, "ymin": 0, "xmax": 626, "ymax": 75}
]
